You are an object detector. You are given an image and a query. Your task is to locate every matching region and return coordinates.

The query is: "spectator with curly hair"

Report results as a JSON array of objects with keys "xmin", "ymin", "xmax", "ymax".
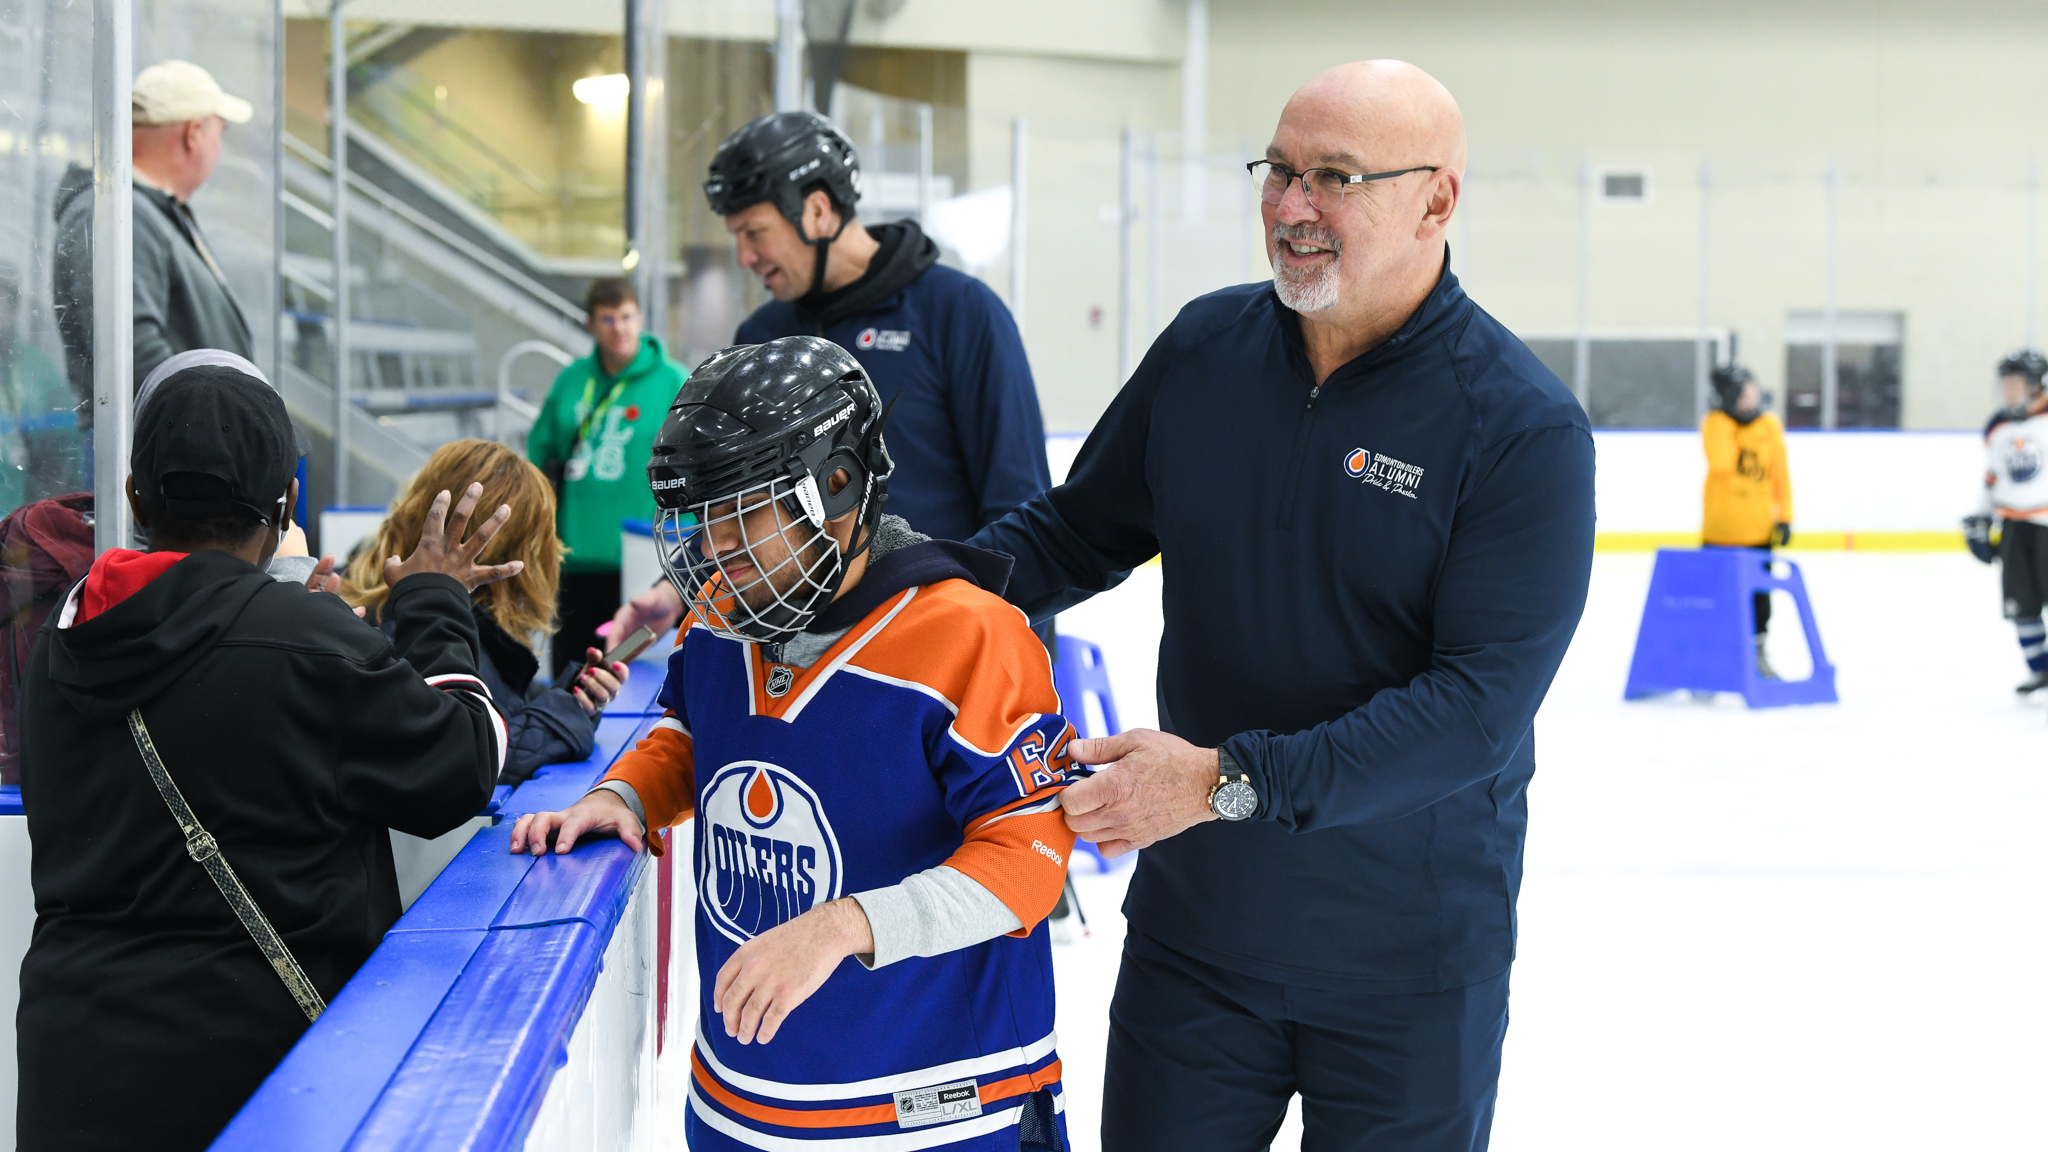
[{"xmin": 345, "ymin": 439, "xmax": 630, "ymax": 784}]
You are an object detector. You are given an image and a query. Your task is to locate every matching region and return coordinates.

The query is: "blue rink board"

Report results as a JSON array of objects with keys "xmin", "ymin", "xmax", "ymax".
[{"xmin": 212, "ymin": 653, "xmax": 670, "ymax": 1152}]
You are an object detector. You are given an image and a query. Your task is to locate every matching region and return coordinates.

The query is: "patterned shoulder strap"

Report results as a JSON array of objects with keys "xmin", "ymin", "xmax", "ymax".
[{"xmin": 126, "ymin": 709, "xmax": 326, "ymax": 1022}]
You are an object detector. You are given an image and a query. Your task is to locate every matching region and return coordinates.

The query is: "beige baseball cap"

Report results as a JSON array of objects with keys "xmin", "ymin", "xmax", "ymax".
[{"xmin": 132, "ymin": 61, "xmax": 253, "ymax": 126}]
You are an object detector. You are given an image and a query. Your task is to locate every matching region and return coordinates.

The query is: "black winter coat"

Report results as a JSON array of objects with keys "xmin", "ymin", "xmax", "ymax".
[
  {"xmin": 375, "ymin": 604, "xmax": 597, "ymax": 786},
  {"xmin": 15, "ymin": 553, "xmax": 500, "ymax": 1151}
]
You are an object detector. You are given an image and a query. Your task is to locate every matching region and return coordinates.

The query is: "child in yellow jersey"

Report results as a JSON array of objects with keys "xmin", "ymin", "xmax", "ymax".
[{"xmin": 1701, "ymin": 364, "xmax": 1793, "ymax": 678}]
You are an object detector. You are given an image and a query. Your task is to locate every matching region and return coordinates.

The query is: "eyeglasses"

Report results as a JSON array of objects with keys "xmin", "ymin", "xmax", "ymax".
[{"xmin": 1247, "ymin": 160, "xmax": 1442, "ymax": 213}]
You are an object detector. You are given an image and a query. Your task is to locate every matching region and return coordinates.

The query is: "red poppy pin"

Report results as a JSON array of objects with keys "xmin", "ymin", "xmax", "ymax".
[{"xmin": 624, "ymin": 404, "xmax": 641, "ymax": 422}]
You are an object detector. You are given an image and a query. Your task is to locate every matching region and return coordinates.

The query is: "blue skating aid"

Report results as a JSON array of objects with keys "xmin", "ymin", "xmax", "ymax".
[
  {"xmin": 1054, "ymin": 634, "xmax": 1135, "ymax": 872},
  {"xmin": 1624, "ymin": 547, "xmax": 1837, "ymax": 708}
]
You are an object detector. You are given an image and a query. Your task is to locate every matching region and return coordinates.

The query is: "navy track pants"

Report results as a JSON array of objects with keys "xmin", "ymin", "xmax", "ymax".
[{"xmin": 1100, "ymin": 930, "xmax": 1509, "ymax": 1152}]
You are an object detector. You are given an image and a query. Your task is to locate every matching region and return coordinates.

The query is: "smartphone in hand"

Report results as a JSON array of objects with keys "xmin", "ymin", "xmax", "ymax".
[{"xmin": 558, "ymin": 625, "xmax": 660, "ymax": 687}]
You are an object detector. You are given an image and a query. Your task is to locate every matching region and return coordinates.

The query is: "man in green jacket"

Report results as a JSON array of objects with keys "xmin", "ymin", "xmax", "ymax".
[{"xmin": 528, "ymin": 277, "xmax": 686, "ymax": 674}]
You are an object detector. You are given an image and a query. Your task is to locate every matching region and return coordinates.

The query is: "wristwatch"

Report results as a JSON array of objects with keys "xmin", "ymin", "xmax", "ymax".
[{"xmin": 1207, "ymin": 751, "xmax": 1258, "ymax": 821}]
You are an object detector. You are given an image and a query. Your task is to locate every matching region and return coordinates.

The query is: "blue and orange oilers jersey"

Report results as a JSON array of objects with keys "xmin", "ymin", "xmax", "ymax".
[{"xmin": 601, "ymin": 574, "xmax": 1082, "ymax": 1152}]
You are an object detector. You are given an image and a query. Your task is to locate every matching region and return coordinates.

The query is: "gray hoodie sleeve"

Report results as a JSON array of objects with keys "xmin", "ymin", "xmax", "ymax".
[{"xmin": 850, "ymin": 867, "xmax": 1023, "ymax": 969}]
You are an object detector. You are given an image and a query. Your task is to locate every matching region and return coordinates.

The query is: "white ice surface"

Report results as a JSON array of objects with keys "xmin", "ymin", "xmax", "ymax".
[{"xmin": 664, "ymin": 552, "xmax": 2048, "ymax": 1150}]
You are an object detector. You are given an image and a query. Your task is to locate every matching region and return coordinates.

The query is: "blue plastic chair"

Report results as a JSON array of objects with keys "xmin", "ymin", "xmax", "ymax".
[
  {"xmin": 1623, "ymin": 547, "xmax": 1837, "ymax": 708},
  {"xmin": 1054, "ymin": 635, "xmax": 1134, "ymax": 872}
]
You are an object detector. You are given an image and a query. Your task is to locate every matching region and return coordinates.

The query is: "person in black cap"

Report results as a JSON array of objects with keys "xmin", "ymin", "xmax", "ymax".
[{"xmin": 14, "ymin": 362, "xmax": 521, "ymax": 1152}]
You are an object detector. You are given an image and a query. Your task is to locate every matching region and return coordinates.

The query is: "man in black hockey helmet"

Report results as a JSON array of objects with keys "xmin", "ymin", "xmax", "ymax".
[
  {"xmin": 647, "ymin": 335, "xmax": 892, "ymax": 644},
  {"xmin": 701, "ymin": 111, "xmax": 866, "ymax": 310},
  {"xmin": 513, "ymin": 336, "xmax": 1086, "ymax": 1150},
  {"xmin": 611, "ymin": 110, "xmax": 1052, "ymax": 645},
  {"xmin": 1970, "ymin": 349, "xmax": 2048, "ymax": 695}
]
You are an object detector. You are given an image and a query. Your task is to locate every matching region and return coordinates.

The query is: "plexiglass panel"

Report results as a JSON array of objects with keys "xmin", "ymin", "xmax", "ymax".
[
  {"xmin": 137, "ymin": 0, "xmax": 279, "ymax": 379},
  {"xmin": 0, "ymin": 0, "xmax": 93, "ymax": 783},
  {"xmin": 0, "ymin": 0, "xmax": 94, "ymax": 512}
]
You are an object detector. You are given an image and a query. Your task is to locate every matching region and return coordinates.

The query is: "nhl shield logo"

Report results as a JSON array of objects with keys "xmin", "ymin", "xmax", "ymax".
[
  {"xmin": 765, "ymin": 665, "xmax": 796, "ymax": 697},
  {"xmin": 698, "ymin": 762, "xmax": 843, "ymax": 943}
]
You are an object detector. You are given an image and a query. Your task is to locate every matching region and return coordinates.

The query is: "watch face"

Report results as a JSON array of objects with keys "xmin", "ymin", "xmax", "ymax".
[{"xmin": 1212, "ymin": 780, "xmax": 1257, "ymax": 821}]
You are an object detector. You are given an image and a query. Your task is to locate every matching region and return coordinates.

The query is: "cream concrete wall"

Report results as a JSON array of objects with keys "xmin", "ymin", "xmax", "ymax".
[
  {"xmin": 964, "ymin": 51, "xmax": 1181, "ymax": 431},
  {"xmin": 286, "ymin": 0, "xmax": 1183, "ymax": 62},
  {"xmin": 1204, "ymin": 0, "xmax": 2048, "ymax": 430}
]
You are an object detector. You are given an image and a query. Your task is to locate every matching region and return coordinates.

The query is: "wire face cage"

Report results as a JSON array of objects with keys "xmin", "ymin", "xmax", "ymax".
[{"xmin": 656, "ymin": 473, "xmax": 846, "ymax": 646}]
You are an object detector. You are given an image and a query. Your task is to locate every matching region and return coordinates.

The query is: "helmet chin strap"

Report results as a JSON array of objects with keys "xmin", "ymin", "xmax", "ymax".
[{"xmin": 797, "ymin": 203, "xmax": 853, "ymax": 306}]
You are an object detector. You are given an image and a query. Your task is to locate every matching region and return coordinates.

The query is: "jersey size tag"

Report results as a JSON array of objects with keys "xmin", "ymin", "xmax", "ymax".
[{"xmin": 893, "ymin": 1078, "xmax": 981, "ymax": 1129}]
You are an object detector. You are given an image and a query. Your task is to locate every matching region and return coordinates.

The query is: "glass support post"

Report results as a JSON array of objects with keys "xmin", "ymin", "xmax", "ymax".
[
  {"xmin": 1821, "ymin": 163, "xmax": 1840, "ymax": 430},
  {"xmin": 1009, "ymin": 117, "xmax": 1027, "ymax": 329},
  {"xmin": 91, "ymin": 0, "xmax": 134, "ymax": 555},
  {"xmin": 329, "ymin": 0, "xmax": 348, "ymax": 503}
]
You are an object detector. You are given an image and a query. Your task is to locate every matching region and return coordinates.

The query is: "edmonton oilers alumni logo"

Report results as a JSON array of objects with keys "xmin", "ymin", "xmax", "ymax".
[
  {"xmin": 699, "ymin": 762, "xmax": 842, "ymax": 943},
  {"xmin": 2010, "ymin": 436, "xmax": 2042, "ymax": 484},
  {"xmin": 1345, "ymin": 448, "xmax": 1371, "ymax": 478}
]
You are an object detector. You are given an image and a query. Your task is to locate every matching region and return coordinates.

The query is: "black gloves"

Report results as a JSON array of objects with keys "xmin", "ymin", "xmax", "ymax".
[
  {"xmin": 1963, "ymin": 515, "xmax": 1997, "ymax": 565},
  {"xmin": 1771, "ymin": 522, "xmax": 1792, "ymax": 548}
]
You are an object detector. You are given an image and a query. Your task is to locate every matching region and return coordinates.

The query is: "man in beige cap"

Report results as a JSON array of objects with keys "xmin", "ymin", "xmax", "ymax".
[{"xmin": 53, "ymin": 60, "xmax": 256, "ymax": 422}]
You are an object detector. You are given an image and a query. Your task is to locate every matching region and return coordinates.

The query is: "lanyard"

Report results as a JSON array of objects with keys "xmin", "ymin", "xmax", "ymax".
[{"xmin": 575, "ymin": 369, "xmax": 632, "ymax": 444}]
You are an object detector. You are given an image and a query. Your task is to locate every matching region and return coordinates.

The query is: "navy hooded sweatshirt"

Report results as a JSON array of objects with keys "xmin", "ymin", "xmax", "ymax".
[
  {"xmin": 735, "ymin": 221, "xmax": 1051, "ymax": 544},
  {"xmin": 968, "ymin": 262, "xmax": 1596, "ymax": 992}
]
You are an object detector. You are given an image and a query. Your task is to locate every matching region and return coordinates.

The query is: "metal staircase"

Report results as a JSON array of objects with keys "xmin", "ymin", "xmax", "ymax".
[{"xmin": 278, "ymin": 129, "xmax": 588, "ymax": 513}]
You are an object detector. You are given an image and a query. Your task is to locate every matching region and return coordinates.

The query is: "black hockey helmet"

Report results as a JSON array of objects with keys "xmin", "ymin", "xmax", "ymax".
[
  {"xmin": 703, "ymin": 111, "xmax": 862, "ymax": 231},
  {"xmin": 1998, "ymin": 348, "xmax": 2048, "ymax": 391},
  {"xmin": 704, "ymin": 112, "xmax": 864, "ymax": 304},
  {"xmin": 647, "ymin": 336, "xmax": 893, "ymax": 644}
]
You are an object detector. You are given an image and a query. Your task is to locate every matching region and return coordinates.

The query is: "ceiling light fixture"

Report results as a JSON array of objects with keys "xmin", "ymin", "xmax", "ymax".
[{"xmin": 573, "ymin": 74, "xmax": 630, "ymax": 106}]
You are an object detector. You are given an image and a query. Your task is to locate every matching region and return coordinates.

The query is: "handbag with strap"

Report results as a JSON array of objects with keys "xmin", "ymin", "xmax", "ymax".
[{"xmin": 126, "ymin": 709, "xmax": 327, "ymax": 1022}]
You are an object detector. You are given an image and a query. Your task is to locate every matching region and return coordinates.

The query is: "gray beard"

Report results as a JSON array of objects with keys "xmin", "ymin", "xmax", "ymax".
[{"xmin": 1269, "ymin": 232, "xmax": 1342, "ymax": 312}]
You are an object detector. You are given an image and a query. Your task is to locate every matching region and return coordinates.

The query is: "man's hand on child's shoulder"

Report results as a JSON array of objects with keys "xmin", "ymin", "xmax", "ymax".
[
  {"xmin": 713, "ymin": 898, "xmax": 875, "ymax": 1046},
  {"xmin": 509, "ymin": 790, "xmax": 645, "ymax": 855}
]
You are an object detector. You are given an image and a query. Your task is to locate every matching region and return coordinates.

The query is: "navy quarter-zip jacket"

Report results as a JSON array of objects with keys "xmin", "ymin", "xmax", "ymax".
[
  {"xmin": 969, "ymin": 264, "xmax": 1596, "ymax": 991},
  {"xmin": 736, "ymin": 223, "xmax": 1052, "ymax": 544}
]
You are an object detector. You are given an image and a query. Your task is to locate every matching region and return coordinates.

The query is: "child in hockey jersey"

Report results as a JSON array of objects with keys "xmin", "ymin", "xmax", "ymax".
[
  {"xmin": 1966, "ymin": 349, "xmax": 2048, "ymax": 695},
  {"xmin": 512, "ymin": 337, "xmax": 1078, "ymax": 1152},
  {"xmin": 1701, "ymin": 363, "xmax": 1793, "ymax": 678}
]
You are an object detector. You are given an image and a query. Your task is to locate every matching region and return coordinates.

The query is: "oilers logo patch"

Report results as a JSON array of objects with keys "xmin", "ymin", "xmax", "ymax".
[
  {"xmin": 2009, "ymin": 437, "xmax": 2042, "ymax": 484},
  {"xmin": 1344, "ymin": 448, "xmax": 1371, "ymax": 478},
  {"xmin": 699, "ymin": 762, "xmax": 843, "ymax": 943}
]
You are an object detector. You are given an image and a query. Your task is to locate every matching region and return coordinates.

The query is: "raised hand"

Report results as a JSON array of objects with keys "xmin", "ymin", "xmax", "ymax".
[
  {"xmin": 610, "ymin": 581, "xmax": 685, "ymax": 642},
  {"xmin": 383, "ymin": 482, "xmax": 525, "ymax": 593},
  {"xmin": 303, "ymin": 553, "xmax": 342, "ymax": 595}
]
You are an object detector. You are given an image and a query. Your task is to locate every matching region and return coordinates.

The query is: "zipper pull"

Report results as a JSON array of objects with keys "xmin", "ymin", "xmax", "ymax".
[{"xmin": 1306, "ymin": 383, "xmax": 1323, "ymax": 409}]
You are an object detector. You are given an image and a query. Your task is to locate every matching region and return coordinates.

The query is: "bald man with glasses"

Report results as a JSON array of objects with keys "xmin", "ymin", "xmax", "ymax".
[{"xmin": 970, "ymin": 61, "xmax": 1595, "ymax": 1150}]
